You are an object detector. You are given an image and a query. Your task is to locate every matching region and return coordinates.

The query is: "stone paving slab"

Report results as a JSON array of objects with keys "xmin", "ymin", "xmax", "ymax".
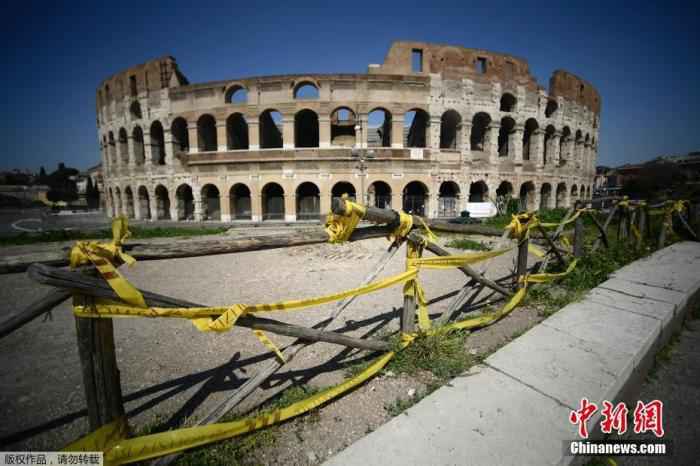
[{"xmin": 323, "ymin": 242, "xmax": 700, "ymax": 466}]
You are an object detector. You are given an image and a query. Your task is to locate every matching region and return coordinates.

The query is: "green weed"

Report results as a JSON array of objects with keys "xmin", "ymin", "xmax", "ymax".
[
  {"xmin": 444, "ymin": 238, "xmax": 490, "ymax": 251},
  {"xmin": 388, "ymin": 329, "xmax": 472, "ymax": 381}
]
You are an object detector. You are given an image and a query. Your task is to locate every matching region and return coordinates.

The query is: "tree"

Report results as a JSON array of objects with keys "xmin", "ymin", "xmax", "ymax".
[
  {"xmin": 46, "ymin": 163, "xmax": 79, "ymax": 205},
  {"xmin": 38, "ymin": 166, "xmax": 47, "ymax": 184},
  {"xmin": 86, "ymin": 177, "xmax": 100, "ymax": 209}
]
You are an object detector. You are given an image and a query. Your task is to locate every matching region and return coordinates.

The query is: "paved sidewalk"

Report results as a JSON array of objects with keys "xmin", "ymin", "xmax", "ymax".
[{"xmin": 324, "ymin": 242, "xmax": 700, "ymax": 466}]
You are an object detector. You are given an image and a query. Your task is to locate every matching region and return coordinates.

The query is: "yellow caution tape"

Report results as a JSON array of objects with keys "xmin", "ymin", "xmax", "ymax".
[
  {"xmin": 631, "ymin": 223, "xmax": 641, "ymax": 242},
  {"xmin": 528, "ymin": 243, "xmax": 546, "ymax": 258},
  {"xmin": 253, "ymin": 330, "xmax": 286, "ymax": 363},
  {"xmin": 69, "ymin": 216, "xmax": 146, "ymax": 309},
  {"xmin": 325, "ymin": 198, "xmax": 366, "ymax": 243},
  {"xmin": 389, "ymin": 211, "xmax": 414, "ymax": 243},
  {"xmin": 404, "ymin": 240, "xmax": 430, "ymax": 332},
  {"xmin": 407, "ymin": 247, "xmax": 512, "ymax": 269}
]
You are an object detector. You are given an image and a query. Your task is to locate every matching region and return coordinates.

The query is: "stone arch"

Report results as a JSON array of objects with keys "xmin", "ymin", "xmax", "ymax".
[
  {"xmin": 470, "ymin": 112, "xmax": 491, "ymax": 151},
  {"xmin": 368, "ymin": 180, "xmax": 392, "ymax": 209},
  {"xmin": 570, "ymin": 184, "xmax": 579, "ymax": 204},
  {"xmin": 229, "ymin": 183, "xmax": 252, "ymax": 220},
  {"xmin": 132, "ymin": 126, "xmax": 145, "ymax": 166},
  {"xmin": 545, "ymin": 99, "xmax": 558, "ymax": 118},
  {"xmin": 118, "ymin": 127, "xmax": 129, "ymax": 165},
  {"xmin": 556, "ymin": 183, "xmax": 567, "ymax": 208},
  {"xmin": 154, "ymin": 184, "xmax": 171, "ymax": 220},
  {"xmin": 540, "ymin": 183, "xmax": 553, "ymax": 210},
  {"xmin": 262, "ymin": 182, "xmax": 285, "ymax": 221},
  {"xmin": 124, "ymin": 186, "xmax": 135, "ymax": 218},
  {"xmin": 332, "ymin": 181, "xmax": 357, "ymax": 202},
  {"xmin": 225, "ymin": 84, "xmax": 248, "ymax": 104},
  {"xmin": 259, "ymin": 109, "xmax": 283, "ymax": 149},
  {"xmin": 293, "ymin": 81, "xmax": 319, "ymax": 100},
  {"xmin": 439, "ymin": 110, "xmax": 462, "ymax": 149},
  {"xmin": 469, "ymin": 180, "xmax": 489, "ymax": 202},
  {"xmin": 138, "ymin": 186, "xmax": 150, "ymax": 220},
  {"xmin": 171, "ymin": 117, "xmax": 189, "ymax": 154},
  {"xmin": 197, "ymin": 114, "xmax": 217, "ymax": 152},
  {"xmin": 295, "ymin": 109, "xmax": 319, "ymax": 148},
  {"xmin": 368, "ymin": 108, "xmax": 392, "ymax": 147},
  {"xmin": 498, "ymin": 117, "xmax": 515, "ymax": 157},
  {"xmin": 330, "ymin": 107, "xmax": 356, "ymax": 147},
  {"xmin": 496, "ymin": 181, "xmax": 514, "ymax": 198},
  {"xmin": 402, "ymin": 181, "xmax": 428, "ymax": 215},
  {"xmin": 150, "ymin": 120, "xmax": 166, "ymax": 165},
  {"xmin": 176, "ymin": 183, "xmax": 195, "ymax": 220},
  {"xmin": 129, "ymin": 101, "xmax": 142, "ymax": 120},
  {"xmin": 405, "ymin": 109, "xmax": 429, "ymax": 148},
  {"xmin": 108, "ymin": 131, "xmax": 117, "ymax": 165},
  {"xmin": 560, "ymin": 126, "xmax": 571, "ymax": 163},
  {"xmin": 201, "ymin": 184, "xmax": 221, "ymax": 220},
  {"xmin": 523, "ymin": 118, "xmax": 539, "ymax": 161},
  {"xmin": 226, "ymin": 113, "xmax": 249, "ymax": 150},
  {"xmin": 500, "ymin": 93, "xmax": 516, "ymax": 112},
  {"xmin": 296, "ymin": 181, "xmax": 320, "ymax": 220},
  {"xmin": 438, "ymin": 181, "xmax": 460, "ymax": 217},
  {"xmin": 519, "ymin": 181, "xmax": 536, "ymax": 211}
]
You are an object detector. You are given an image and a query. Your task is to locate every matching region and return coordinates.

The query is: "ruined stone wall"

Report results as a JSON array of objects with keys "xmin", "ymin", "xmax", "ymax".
[{"xmin": 96, "ymin": 42, "xmax": 600, "ymax": 222}]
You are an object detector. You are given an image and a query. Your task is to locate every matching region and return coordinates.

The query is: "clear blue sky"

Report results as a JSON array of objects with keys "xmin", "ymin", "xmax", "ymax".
[{"xmin": 1, "ymin": 0, "xmax": 698, "ymax": 172}]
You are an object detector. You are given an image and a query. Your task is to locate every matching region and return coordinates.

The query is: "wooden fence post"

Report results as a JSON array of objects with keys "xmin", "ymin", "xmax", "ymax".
[
  {"xmin": 516, "ymin": 234, "xmax": 529, "ymax": 290},
  {"xmin": 74, "ymin": 295, "xmax": 126, "ymax": 431},
  {"xmin": 657, "ymin": 218, "xmax": 667, "ymax": 249},
  {"xmin": 618, "ymin": 206, "xmax": 628, "ymax": 241},
  {"xmin": 401, "ymin": 288, "xmax": 416, "ymax": 334},
  {"xmin": 573, "ymin": 214, "xmax": 585, "ymax": 258},
  {"xmin": 636, "ymin": 207, "xmax": 646, "ymax": 250}
]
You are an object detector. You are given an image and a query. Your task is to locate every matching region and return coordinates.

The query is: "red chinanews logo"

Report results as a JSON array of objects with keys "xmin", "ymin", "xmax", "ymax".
[{"xmin": 569, "ymin": 399, "xmax": 665, "ymax": 439}]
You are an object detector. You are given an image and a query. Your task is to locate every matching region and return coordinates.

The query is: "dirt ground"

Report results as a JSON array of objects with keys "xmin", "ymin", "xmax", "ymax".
[{"xmin": 0, "ymin": 229, "xmax": 544, "ymax": 464}]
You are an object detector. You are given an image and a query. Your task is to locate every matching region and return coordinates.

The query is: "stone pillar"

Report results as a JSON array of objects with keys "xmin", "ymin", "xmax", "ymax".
[
  {"xmin": 320, "ymin": 192, "xmax": 332, "ymax": 217},
  {"xmin": 217, "ymin": 123, "xmax": 227, "ymax": 152},
  {"xmin": 126, "ymin": 135, "xmax": 135, "ymax": 170},
  {"xmin": 461, "ymin": 122, "xmax": 472, "ymax": 155},
  {"xmin": 193, "ymin": 189, "xmax": 203, "ymax": 221},
  {"xmin": 143, "ymin": 132, "xmax": 153, "ymax": 168},
  {"xmin": 163, "ymin": 129, "xmax": 174, "ymax": 166},
  {"xmin": 319, "ymin": 116, "xmax": 331, "ymax": 148},
  {"xmin": 512, "ymin": 125, "xmax": 524, "ymax": 164},
  {"xmin": 551, "ymin": 132, "xmax": 561, "ymax": 166},
  {"xmin": 169, "ymin": 198, "xmax": 179, "ymax": 221},
  {"xmin": 391, "ymin": 116, "xmax": 404, "ymax": 148},
  {"xmin": 251, "ymin": 192, "xmax": 262, "ymax": 222},
  {"xmin": 534, "ymin": 129, "xmax": 545, "ymax": 169},
  {"xmin": 148, "ymin": 188, "xmax": 158, "ymax": 221},
  {"xmin": 428, "ymin": 190, "xmax": 439, "ymax": 219},
  {"xmin": 533, "ymin": 187, "xmax": 541, "ymax": 212},
  {"xmin": 488, "ymin": 124, "xmax": 500, "ymax": 164},
  {"xmin": 357, "ymin": 113, "xmax": 368, "ymax": 148},
  {"xmin": 575, "ymin": 141, "xmax": 584, "ymax": 170},
  {"xmin": 429, "ymin": 116, "xmax": 441, "ymax": 150},
  {"xmin": 220, "ymin": 190, "xmax": 231, "ymax": 222},
  {"xmin": 248, "ymin": 119, "xmax": 260, "ymax": 150},
  {"xmin": 133, "ymin": 192, "xmax": 142, "ymax": 220},
  {"xmin": 283, "ymin": 117, "xmax": 294, "ymax": 149},
  {"xmin": 188, "ymin": 124, "xmax": 198, "ymax": 154},
  {"xmin": 284, "ymin": 193, "xmax": 296, "ymax": 222}
]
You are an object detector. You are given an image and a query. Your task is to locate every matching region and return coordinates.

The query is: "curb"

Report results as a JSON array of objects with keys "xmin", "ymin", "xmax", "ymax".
[{"xmin": 323, "ymin": 242, "xmax": 700, "ymax": 466}]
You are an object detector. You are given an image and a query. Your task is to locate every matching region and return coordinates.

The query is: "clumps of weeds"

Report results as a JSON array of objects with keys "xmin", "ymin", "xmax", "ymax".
[
  {"xmin": 444, "ymin": 238, "xmax": 490, "ymax": 251},
  {"xmin": 387, "ymin": 328, "xmax": 472, "ymax": 381}
]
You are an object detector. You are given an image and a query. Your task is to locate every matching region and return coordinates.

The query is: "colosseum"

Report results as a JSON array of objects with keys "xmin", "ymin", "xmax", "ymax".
[{"xmin": 96, "ymin": 41, "xmax": 600, "ymax": 222}]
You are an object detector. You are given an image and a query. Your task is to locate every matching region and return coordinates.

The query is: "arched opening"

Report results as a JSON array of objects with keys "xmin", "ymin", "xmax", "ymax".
[
  {"xmin": 296, "ymin": 182, "xmax": 320, "ymax": 220},
  {"xmin": 560, "ymin": 126, "xmax": 571, "ymax": 163},
  {"xmin": 155, "ymin": 185, "xmax": 170, "ymax": 220},
  {"xmin": 197, "ymin": 114, "xmax": 217, "ymax": 152},
  {"xmin": 330, "ymin": 107, "xmax": 356, "ymax": 147},
  {"xmin": 556, "ymin": 183, "xmax": 567, "ymax": 208},
  {"xmin": 176, "ymin": 184, "xmax": 195, "ymax": 221},
  {"xmin": 544, "ymin": 125, "xmax": 555, "ymax": 165},
  {"xmin": 500, "ymin": 93, "xmax": 516, "ymax": 112},
  {"xmin": 293, "ymin": 82, "xmax": 319, "ymax": 100},
  {"xmin": 118, "ymin": 128, "xmax": 129, "ymax": 165},
  {"xmin": 132, "ymin": 126, "xmax": 145, "ymax": 166},
  {"xmin": 138, "ymin": 186, "xmax": 150, "ymax": 220},
  {"xmin": 368, "ymin": 181, "xmax": 391, "ymax": 209},
  {"xmin": 469, "ymin": 181, "xmax": 489, "ymax": 202},
  {"xmin": 108, "ymin": 132, "xmax": 117, "ymax": 165},
  {"xmin": 519, "ymin": 182, "xmax": 536, "ymax": 211},
  {"xmin": 150, "ymin": 121, "xmax": 166, "ymax": 165},
  {"xmin": 332, "ymin": 181, "xmax": 357, "ymax": 202},
  {"xmin": 438, "ymin": 181, "xmax": 460, "ymax": 217},
  {"xmin": 201, "ymin": 184, "xmax": 221, "ymax": 220},
  {"xmin": 260, "ymin": 110, "xmax": 283, "ymax": 149},
  {"xmin": 540, "ymin": 183, "xmax": 552, "ymax": 210},
  {"xmin": 496, "ymin": 181, "xmax": 513, "ymax": 198},
  {"xmin": 471, "ymin": 113, "xmax": 491, "ymax": 151},
  {"xmin": 226, "ymin": 113, "xmax": 249, "ymax": 150},
  {"xmin": 229, "ymin": 184, "xmax": 252, "ymax": 220},
  {"xmin": 129, "ymin": 101, "xmax": 142, "ymax": 119},
  {"xmin": 570, "ymin": 185, "xmax": 579, "ymax": 205},
  {"xmin": 405, "ymin": 109, "xmax": 429, "ymax": 148},
  {"xmin": 402, "ymin": 181, "xmax": 428, "ymax": 215},
  {"xmin": 225, "ymin": 85, "xmax": 248, "ymax": 104},
  {"xmin": 440, "ymin": 110, "xmax": 462, "ymax": 149},
  {"xmin": 124, "ymin": 187, "xmax": 135, "ymax": 218},
  {"xmin": 523, "ymin": 118, "xmax": 538, "ymax": 161},
  {"xmin": 368, "ymin": 108, "xmax": 392, "ymax": 147},
  {"xmin": 171, "ymin": 117, "xmax": 189, "ymax": 155},
  {"xmin": 498, "ymin": 117, "xmax": 515, "ymax": 157},
  {"xmin": 295, "ymin": 109, "xmax": 319, "ymax": 148},
  {"xmin": 545, "ymin": 100, "xmax": 558, "ymax": 118},
  {"xmin": 262, "ymin": 183, "xmax": 285, "ymax": 221}
]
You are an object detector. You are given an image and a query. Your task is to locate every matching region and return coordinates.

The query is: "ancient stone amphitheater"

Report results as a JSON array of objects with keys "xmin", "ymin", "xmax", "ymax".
[{"xmin": 96, "ymin": 41, "xmax": 600, "ymax": 222}]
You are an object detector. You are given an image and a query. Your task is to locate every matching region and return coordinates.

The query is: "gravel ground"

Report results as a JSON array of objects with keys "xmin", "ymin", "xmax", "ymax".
[{"xmin": 0, "ymin": 230, "xmax": 541, "ymax": 464}]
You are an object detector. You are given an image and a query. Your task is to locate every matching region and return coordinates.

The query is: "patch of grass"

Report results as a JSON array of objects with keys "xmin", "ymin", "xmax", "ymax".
[
  {"xmin": 444, "ymin": 238, "xmax": 490, "ymax": 251},
  {"xmin": 0, "ymin": 225, "xmax": 229, "ymax": 246},
  {"xmin": 388, "ymin": 329, "xmax": 472, "ymax": 381}
]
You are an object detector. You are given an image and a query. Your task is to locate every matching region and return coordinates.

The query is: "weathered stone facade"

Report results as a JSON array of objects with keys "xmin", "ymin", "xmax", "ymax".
[{"xmin": 96, "ymin": 41, "xmax": 600, "ymax": 222}]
